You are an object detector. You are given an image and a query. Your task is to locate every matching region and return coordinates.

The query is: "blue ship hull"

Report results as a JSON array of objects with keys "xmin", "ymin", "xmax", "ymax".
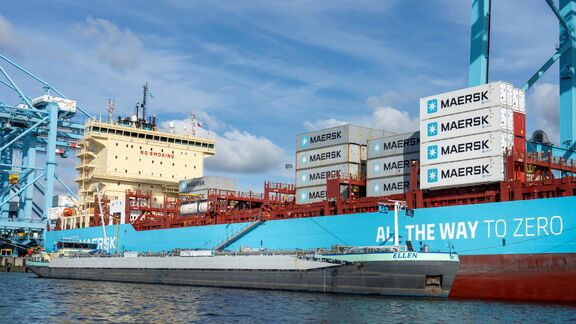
[
  {"xmin": 46, "ymin": 196, "xmax": 576, "ymax": 255},
  {"xmin": 45, "ymin": 196, "xmax": 576, "ymax": 302}
]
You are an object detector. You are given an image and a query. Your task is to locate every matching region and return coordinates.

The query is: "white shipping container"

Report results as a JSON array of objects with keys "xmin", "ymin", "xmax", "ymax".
[
  {"xmin": 48, "ymin": 207, "xmax": 65, "ymax": 220},
  {"xmin": 420, "ymin": 131, "xmax": 513, "ymax": 166},
  {"xmin": 420, "ymin": 156, "xmax": 505, "ymax": 190},
  {"xmin": 367, "ymin": 175, "xmax": 411, "ymax": 197},
  {"xmin": 420, "ymin": 106, "xmax": 512, "ymax": 143},
  {"xmin": 296, "ymin": 124, "xmax": 387, "ymax": 151},
  {"xmin": 296, "ymin": 163, "xmax": 360, "ymax": 187},
  {"xmin": 368, "ymin": 132, "xmax": 420, "ymax": 159},
  {"xmin": 367, "ymin": 152, "xmax": 419, "ymax": 179},
  {"xmin": 295, "ymin": 185, "xmax": 347, "ymax": 204},
  {"xmin": 179, "ymin": 176, "xmax": 236, "ymax": 193},
  {"xmin": 296, "ymin": 144, "xmax": 362, "ymax": 169},
  {"xmin": 420, "ymin": 81, "xmax": 525, "ymax": 120},
  {"xmin": 52, "ymin": 195, "xmax": 76, "ymax": 207}
]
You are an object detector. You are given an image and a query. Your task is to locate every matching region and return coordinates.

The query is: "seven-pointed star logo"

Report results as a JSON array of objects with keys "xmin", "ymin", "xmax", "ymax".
[
  {"xmin": 374, "ymin": 184, "xmax": 380, "ymax": 192},
  {"xmin": 300, "ymin": 192, "xmax": 307, "ymax": 201},
  {"xmin": 374, "ymin": 164, "xmax": 381, "ymax": 172},
  {"xmin": 301, "ymin": 137, "xmax": 308, "ymax": 147},
  {"xmin": 428, "ymin": 145, "xmax": 438, "ymax": 160},
  {"xmin": 301, "ymin": 174, "xmax": 307, "ymax": 182},
  {"xmin": 427, "ymin": 168, "xmax": 438, "ymax": 183},
  {"xmin": 427, "ymin": 99, "xmax": 438, "ymax": 114},
  {"xmin": 301, "ymin": 156, "xmax": 307, "ymax": 164},
  {"xmin": 374, "ymin": 143, "xmax": 381, "ymax": 152},
  {"xmin": 427, "ymin": 122, "xmax": 438, "ymax": 137}
]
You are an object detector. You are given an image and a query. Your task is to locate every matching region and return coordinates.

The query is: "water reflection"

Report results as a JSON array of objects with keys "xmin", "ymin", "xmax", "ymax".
[{"xmin": 0, "ymin": 273, "xmax": 574, "ymax": 323}]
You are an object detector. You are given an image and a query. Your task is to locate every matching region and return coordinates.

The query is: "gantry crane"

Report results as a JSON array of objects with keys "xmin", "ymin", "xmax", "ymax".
[
  {"xmin": 0, "ymin": 54, "xmax": 91, "ymax": 253},
  {"xmin": 469, "ymin": 0, "xmax": 576, "ymax": 159}
]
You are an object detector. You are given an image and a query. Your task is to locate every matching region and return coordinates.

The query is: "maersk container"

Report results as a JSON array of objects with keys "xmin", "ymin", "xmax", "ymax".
[
  {"xmin": 367, "ymin": 152, "xmax": 419, "ymax": 179},
  {"xmin": 420, "ymin": 106, "xmax": 513, "ymax": 143},
  {"xmin": 420, "ymin": 81, "xmax": 525, "ymax": 120},
  {"xmin": 367, "ymin": 131, "xmax": 420, "ymax": 159},
  {"xmin": 296, "ymin": 124, "xmax": 388, "ymax": 151},
  {"xmin": 420, "ymin": 131, "xmax": 513, "ymax": 166},
  {"xmin": 295, "ymin": 185, "xmax": 346, "ymax": 204},
  {"xmin": 296, "ymin": 163, "xmax": 360, "ymax": 187},
  {"xmin": 420, "ymin": 156, "xmax": 505, "ymax": 190},
  {"xmin": 296, "ymin": 143, "xmax": 362, "ymax": 170},
  {"xmin": 179, "ymin": 176, "xmax": 236, "ymax": 193},
  {"xmin": 367, "ymin": 175, "xmax": 411, "ymax": 197}
]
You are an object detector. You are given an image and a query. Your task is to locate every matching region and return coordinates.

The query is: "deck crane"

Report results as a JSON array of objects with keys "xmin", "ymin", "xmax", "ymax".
[
  {"xmin": 469, "ymin": 0, "xmax": 576, "ymax": 159},
  {"xmin": 0, "ymin": 54, "xmax": 91, "ymax": 254}
]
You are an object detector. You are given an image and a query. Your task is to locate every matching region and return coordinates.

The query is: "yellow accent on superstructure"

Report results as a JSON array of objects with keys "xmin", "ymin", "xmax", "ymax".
[{"xmin": 66, "ymin": 119, "xmax": 215, "ymax": 229}]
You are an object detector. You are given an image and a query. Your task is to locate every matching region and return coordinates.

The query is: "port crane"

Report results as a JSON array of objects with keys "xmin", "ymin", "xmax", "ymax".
[
  {"xmin": 0, "ymin": 54, "xmax": 91, "ymax": 253},
  {"xmin": 470, "ymin": 0, "xmax": 576, "ymax": 158}
]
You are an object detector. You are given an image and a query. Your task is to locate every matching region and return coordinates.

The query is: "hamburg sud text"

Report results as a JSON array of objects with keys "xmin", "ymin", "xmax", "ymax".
[{"xmin": 376, "ymin": 215, "xmax": 564, "ymax": 243}]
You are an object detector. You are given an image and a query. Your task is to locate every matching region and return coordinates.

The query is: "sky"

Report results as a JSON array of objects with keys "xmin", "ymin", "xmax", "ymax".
[{"xmin": 0, "ymin": 0, "xmax": 563, "ymax": 192}]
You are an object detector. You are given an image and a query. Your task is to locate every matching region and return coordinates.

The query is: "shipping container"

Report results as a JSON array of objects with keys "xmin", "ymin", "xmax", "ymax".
[
  {"xmin": 296, "ymin": 144, "xmax": 362, "ymax": 169},
  {"xmin": 52, "ymin": 195, "xmax": 76, "ymax": 208},
  {"xmin": 420, "ymin": 106, "xmax": 513, "ymax": 143},
  {"xmin": 514, "ymin": 136, "xmax": 526, "ymax": 155},
  {"xmin": 296, "ymin": 163, "xmax": 360, "ymax": 187},
  {"xmin": 296, "ymin": 124, "xmax": 387, "ymax": 151},
  {"xmin": 420, "ymin": 81, "xmax": 525, "ymax": 120},
  {"xmin": 296, "ymin": 185, "xmax": 329, "ymax": 204},
  {"xmin": 367, "ymin": 131, "xmax": 420, "ymax": 159},
  {"xmin": 179, "ymin": 176, "xmax": 236, "ymax": 193},
  {"xmin": 420, "ymin": 156, "xmax": 505, "ymax": 190},
  {"xmin": 48, "ymin": 207, "xmax": 65, "ymax": 220},
  {"xmin": 420, "ymin": 131, "xmax": 513, "ymax": 166},
  {"xmin": 367, "ymin": 152, "xmax": 419, "ymax": 178},
  {"xmin": 513, "ymin": 111, "xmax": 526, "ymax": 138},
  {"xmin": 367, "ymin": 175, "xmax": 411, "ymax": 197}
]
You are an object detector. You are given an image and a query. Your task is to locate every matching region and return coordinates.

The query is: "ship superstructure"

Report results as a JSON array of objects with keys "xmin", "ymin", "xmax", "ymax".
[{"xmin": 63, "ymin": 90, "xmax": 215, "ymax": 230}]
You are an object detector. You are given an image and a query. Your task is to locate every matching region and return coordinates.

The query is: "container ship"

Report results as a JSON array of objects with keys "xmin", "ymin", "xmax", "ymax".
[{"xmin": 44, "ymin": 81, "xmax": 576, "ymax": 303}]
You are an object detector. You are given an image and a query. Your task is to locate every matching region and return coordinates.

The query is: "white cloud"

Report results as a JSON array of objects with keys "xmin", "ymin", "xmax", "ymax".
[
  {"xmin": 74, "ymin": 17, "xmax": 144, "ymax": 71},
  {"xmin": 304, "ymin": 118, "xmax": 347, "ymax": 131},
  {"xmin": 206, "ymin": 129, "xmax": 284, "ymax": 174},
  {"xmin": 364, "ymin": 106, "xmax": 418, "ymax": 133},
  {"xmin": 0, "ymin": 15, "xmax": 19, "ymax": 56},
  {"xmin": 528, "ymin": 83, "xmax": 559, "ymax": 144},
  {"xmin": 304, "ymin": 94, "xmax": 419, "ymax": 134}
]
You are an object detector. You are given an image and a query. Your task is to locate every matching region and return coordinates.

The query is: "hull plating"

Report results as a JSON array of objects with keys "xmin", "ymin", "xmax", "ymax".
[{"xmin": 46, "ymin": 196, "xmax": 576, "ymax": 301}]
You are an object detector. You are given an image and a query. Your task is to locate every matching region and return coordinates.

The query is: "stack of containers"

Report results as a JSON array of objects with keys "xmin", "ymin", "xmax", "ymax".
[
  {"xmin": 366, "ymin": 132, "xmax": 420, "ymax": 197},
  {"xmin": 295, "ymin": 125, "xmax": 386, "ymax": 204},
  {"xmin": 419, "ymin": 81, "xmax": 526, "ymax": 190}
]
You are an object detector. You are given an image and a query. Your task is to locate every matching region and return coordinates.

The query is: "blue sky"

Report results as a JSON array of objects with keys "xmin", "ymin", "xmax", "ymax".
[{"xmin": 0, "ymin": 0, "xmax": 563, "ymax": 192}]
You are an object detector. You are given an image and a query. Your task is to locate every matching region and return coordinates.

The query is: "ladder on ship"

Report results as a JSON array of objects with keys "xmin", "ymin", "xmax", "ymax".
[{"xmin": 212, "ymin": 220, "xmax": 265, "ymax": 252}]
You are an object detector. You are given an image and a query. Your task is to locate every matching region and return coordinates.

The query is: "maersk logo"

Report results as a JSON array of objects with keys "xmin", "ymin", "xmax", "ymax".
[
  {"xmin": 427, "ymin": 145, "xmax": 438, "ymax": 160},
  {"xmin": 301, "ymin": 156, "xmax": 307, "ymax": 164},
  {"xmin": 374, "ymin": 184, "xmax": 380, "ymax": 193},
  {"xmin": 427, "ymin": 122, "xmax": 438, "ymax": 137},
  {"xmin": 301, "ymin": 137, "xmax": 309, "ymax": 147},
  {"xmin": 300, "ymin": 192, "xmax": 308, "ymax": 201},
  {"xmin": 427, "ymin": 99, "xmax": 438, "ymax": 114},
  {"xmin": 427, "ymin": 168, "xmax": 438, "ymax": 183},
  {"xmin": 440, "ymin": 91, "xmax": 488, "ymax": 109},
  {"xmin": 373, "ymin": 164, "xmax": 381, "ymax": 173},
  {"xmin": 374, "ymin": 143, "xmax": 381, "ymax": 152},
  {"xmin": 301, "ymin": 174, "xmax": 307, "ymax": 182}
]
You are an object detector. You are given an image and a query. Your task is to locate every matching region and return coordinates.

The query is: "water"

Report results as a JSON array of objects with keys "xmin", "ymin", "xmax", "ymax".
[{"xmin": 1, "ymin": 273, "xmax": 574, "ymax": 323}]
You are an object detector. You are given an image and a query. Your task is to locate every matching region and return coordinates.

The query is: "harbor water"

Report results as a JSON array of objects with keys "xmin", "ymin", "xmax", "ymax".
[{"xmin": 1, "ymin": 273, "xmax": 574, "ymax": 323}]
